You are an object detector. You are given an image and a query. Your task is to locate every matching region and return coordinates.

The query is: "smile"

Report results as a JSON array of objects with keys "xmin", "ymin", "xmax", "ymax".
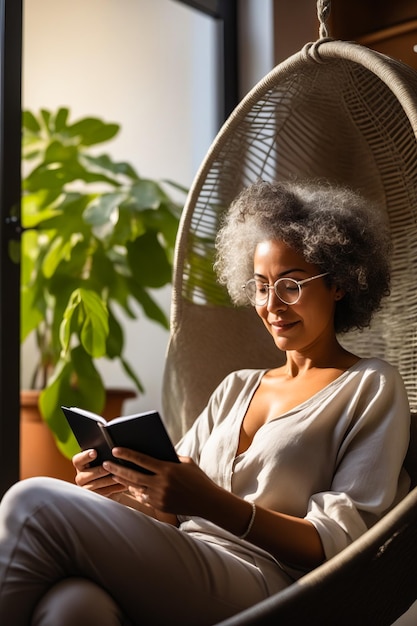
[{"xmin": 270, "ymin": 320, "xmax": 299, "ymax": 333}]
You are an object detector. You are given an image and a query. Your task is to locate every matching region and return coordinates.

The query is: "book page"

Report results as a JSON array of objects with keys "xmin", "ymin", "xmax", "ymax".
[
  {"xmin": 106, "ymin": 409, "xmax": 159, "ymax": 426},
  {"xmin": 65, "ymin": 407, "xmax": 107, "ymax": 425}
]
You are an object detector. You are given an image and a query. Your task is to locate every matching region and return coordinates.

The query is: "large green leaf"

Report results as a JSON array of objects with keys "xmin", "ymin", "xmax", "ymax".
[
  {"xmin": 104, "ymin": 269, "xmax": 137, "ymax": 320},
  {"xmin": 140, "ymin": 206, "xmax": 179, "ymax": 252},
  {"xmin": 20, "ymin": 285, "xmax": 44, "ymax": 341},
  {"xmin": 60, "ymin": 288, "xmax": 109, "ymax": 358},
  {"xmin": 40, "ymin": 109, "xmax": 52, "ymax": 131},
  {"xmin": 83, "ymin": 192, "xmax": 124, "ymax": 228},
  {"xmin": 30, "ymin": 193, "xmax": 90, "ymax": 232},
  {"xmin": 66, "ymin": 117, "xmax": 120, "ymax": 146},
  {"xmin": 128, "ymin": 281, "xmax": 169, "ymax": 329},
  {"xmin": 127, "ymin": 231, "xmax": 171, "ymax": 288},
  {"xmin": 54, "ymin": 107, "xmax": 70, "ymax": 132},
  {"xmin": 22, "ymin": 110, "xmax": 41, "ymax": 133},
  {"xmin": 44, "ymin": 140, "xmax": 78, "ymax": 164},
  {"xmin": 39, "ymin": 358, "xmax": 77, "ymax": 445},
  {"xmin": 110, "ymin": 203, "xmax": 146, "ymax": 246},
  {"xmin": 83, "ymin": 154, "xmax": 140, "ymax": 181},
  {"xmin": 42, "ymin": 234, "xmax": 83, "ymax": 278},
  {"xmin": 105, "ymin": 308, "xmax": 124, "ymax": 359},
  {"xmin": 39, "ymin": 346, "xmax": 106, "ymax": 458},
  {"xmin": 25, "ymin": 164, "xmax": 78, "ymax": 190},
  {"xmin": 129, "ymin": 179, "xmax": 163, "ymax": 210},
  {"xmin": 21, "ymin": 189, "xmax": 63, "ymax": 222}
]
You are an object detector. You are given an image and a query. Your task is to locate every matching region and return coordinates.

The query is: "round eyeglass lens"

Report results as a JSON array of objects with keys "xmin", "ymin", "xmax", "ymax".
[
  {"xmin": 275, "ymin": 278, "xmax": 301, "ymax": 304},
  {"xmin": 245, "ymin": 279, "xmax": 266, "ymax": 305}
]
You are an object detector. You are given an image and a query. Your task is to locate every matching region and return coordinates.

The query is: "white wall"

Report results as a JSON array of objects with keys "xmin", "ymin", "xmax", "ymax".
[{"xmin": 21, "ymin": 0, "xmax": 219, "ymax": 416}]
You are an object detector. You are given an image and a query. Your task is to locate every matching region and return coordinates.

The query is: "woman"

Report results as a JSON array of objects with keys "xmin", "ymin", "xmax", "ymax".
[{"xmin": 0, "ymin": 180, "xmax": 410, "ymax": 625}]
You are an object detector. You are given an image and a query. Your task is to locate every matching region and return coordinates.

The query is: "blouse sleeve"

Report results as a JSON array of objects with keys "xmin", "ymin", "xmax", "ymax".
[{"xmin": 305, "ymin": 361, "xmax": 410, "ymax": 559}]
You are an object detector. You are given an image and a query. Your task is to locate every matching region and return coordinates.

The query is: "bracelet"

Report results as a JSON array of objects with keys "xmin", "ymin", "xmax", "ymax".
[{"xmin": 239, "ymin": 501, "xmax": 256, "ymax": 540}]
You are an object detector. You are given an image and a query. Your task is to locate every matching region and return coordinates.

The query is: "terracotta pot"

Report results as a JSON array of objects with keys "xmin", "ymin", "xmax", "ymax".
[{"xmin": 20, "ymin": 388, "xmax": 136, "ymax": 483}]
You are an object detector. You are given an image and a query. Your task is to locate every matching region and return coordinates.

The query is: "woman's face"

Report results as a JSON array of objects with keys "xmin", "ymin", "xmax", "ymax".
[{"xmin": 253, "ymin": 240, "xmax": 340, "ymax": 355}]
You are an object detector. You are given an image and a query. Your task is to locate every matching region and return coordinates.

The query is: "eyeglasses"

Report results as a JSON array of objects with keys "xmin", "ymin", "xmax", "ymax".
[{"xmin": 242, "ymin": 272, "xmax": 329, "ymax": 306}]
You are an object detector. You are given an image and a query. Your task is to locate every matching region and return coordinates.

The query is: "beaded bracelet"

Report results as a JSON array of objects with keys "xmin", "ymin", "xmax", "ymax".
[{"xmin": 239, "ymin": 501, "xmax": 256, "ymax": 540}]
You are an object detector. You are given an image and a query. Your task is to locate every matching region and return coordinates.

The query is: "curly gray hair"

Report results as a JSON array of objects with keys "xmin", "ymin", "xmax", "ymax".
[{"xmin": 214, "ymin": 179, "xmax": 392, "ymax": 334}]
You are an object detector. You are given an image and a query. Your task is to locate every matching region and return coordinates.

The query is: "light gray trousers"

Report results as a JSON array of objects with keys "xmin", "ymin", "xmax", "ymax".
[{"xmin": 0, "ymin": 477, "xmax": 288, "ymax": 625}]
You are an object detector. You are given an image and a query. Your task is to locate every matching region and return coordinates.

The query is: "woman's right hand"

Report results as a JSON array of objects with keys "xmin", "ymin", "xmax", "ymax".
[{"xmin": 73, "ymin": 449, "xmax": 126, "ymax": 498}]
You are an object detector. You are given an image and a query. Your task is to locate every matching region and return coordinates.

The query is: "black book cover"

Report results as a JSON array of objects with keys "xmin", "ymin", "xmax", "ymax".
[{"xmin": 61, "ymin": 406, "xmax": 179, "ymax": 474}]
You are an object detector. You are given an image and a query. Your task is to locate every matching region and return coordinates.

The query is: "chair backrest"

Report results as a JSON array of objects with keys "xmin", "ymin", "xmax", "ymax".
[{"xmin": 162, "ymin": 36, "xmax": 417, "ymax": 442}]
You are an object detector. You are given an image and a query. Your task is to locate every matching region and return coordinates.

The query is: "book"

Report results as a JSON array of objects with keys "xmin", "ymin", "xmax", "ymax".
[{"xmin": 61, "ymin": 406, "xmax": 179, "ymax": 475}]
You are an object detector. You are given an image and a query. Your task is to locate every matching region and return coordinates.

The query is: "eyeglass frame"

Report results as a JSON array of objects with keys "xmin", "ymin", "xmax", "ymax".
[{"xmin": 242, "ymin": 272, "xmax": 330, "ymax": 306}]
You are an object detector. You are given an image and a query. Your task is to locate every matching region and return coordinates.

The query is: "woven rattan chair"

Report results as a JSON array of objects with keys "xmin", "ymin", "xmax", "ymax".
[
  {"xmin": 163, "ymin": 2, "xmax": 417, "ymax": 442},
  {"xmin": 162, "ymin": 0, "xmax": 417, "ymax": 623}
]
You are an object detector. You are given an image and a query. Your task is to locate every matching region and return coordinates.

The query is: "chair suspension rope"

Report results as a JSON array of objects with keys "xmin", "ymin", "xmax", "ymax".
[{"xmin": 317, "ymin": 0, "xmax": 331, "ymax": 39}]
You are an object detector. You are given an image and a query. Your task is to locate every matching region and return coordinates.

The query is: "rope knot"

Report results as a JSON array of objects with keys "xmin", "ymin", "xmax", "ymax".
[{"xmin": 317, "ymin": 0, "xmax": 331, "ymax": 39}]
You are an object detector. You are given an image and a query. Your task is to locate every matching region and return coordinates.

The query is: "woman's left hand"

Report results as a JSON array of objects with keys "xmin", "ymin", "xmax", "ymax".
[{"xmin": 102, "ymin": 448, "xmax": 220, "ymax": 516}]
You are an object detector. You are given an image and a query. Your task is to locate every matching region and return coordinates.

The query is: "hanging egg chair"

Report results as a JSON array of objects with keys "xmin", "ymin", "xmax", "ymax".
[
  {"xmin": 163, "ymin": 0, "xmax": 417, "ymax": 442},
  {"xmin": 160, "ymin": 3, "xmax": 417, "ymax": 623}
]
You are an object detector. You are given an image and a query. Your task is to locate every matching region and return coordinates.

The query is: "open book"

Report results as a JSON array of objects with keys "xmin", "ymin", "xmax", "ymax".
[{"xmin": 62, "ymin": 406, "xmax": 179, "ymax": 474}]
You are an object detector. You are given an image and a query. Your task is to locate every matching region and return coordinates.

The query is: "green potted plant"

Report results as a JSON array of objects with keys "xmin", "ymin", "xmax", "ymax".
[{"xmin": 21, "ymin": 107, "xmax": 185, "ymax": 466}]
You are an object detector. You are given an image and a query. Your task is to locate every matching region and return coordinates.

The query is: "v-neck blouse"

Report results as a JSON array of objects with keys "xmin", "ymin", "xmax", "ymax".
[{"xmin": 176, "ymin": 358, "xmax": 410, "ymax": 576}]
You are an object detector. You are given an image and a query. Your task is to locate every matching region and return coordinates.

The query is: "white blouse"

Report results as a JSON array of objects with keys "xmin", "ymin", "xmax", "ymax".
[{"xmin": 176, "ymin": 358, "xmax": 410, "ymax": 579}]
